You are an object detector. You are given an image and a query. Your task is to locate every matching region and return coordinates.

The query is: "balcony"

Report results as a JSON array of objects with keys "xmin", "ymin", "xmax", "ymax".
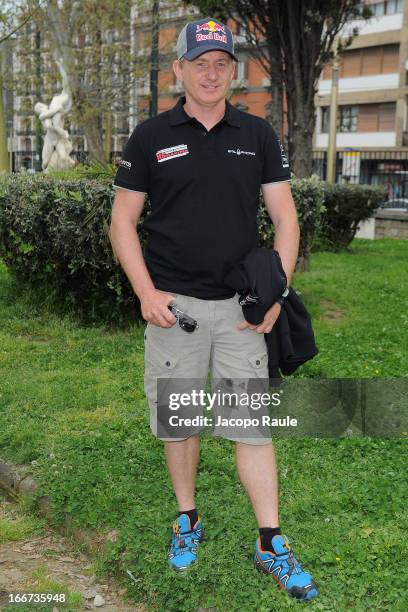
[
  {"xmin": 318, "ymin": 73, "xmax": 399, "ymax": 95},
  {"xmin": 342, "ymin": 11, "xmax": 403, "ymax": 37},
  {"xmin": 231, "ymin": 78, "xmax": 249, "ymax": 90}
]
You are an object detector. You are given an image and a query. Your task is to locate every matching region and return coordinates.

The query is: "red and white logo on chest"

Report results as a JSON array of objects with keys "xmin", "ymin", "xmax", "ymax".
[{"xmin": 156, "ymin": 144, "xmax": 189, "ymax": 163}]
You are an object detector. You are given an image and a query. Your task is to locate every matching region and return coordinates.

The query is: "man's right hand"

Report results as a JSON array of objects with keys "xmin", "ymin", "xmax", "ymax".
[{"xmin": 139, "ymin": 288, "xmax": 177, "ymax": 327}]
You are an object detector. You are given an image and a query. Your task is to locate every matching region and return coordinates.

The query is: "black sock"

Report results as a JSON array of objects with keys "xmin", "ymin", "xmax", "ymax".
[
  {"xmin": 178, "ymin": 508, "xmax": 198, "ymax": 528},
  {"xmin": 259, "ymin": 527, "xmax": 281, "ymax": 552}
]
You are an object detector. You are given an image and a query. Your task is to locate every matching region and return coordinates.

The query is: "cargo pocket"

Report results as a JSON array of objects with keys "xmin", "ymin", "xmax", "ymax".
[
  {"xmin": 144, "ymin": 335, "xmax": 182, "ymax": 406},
  {"xmin": 144, "ymin": 334, "xmax": 201, "ymax": 439},
  {"xmin": 247, "ymin": 352, "xmax": 269, "ymax": 394},
  {"xmin": 247, "ymin": 351, "xmax": 269, "ymax": 404},
  {"xmin": 247, "ymin": 352, "xmax": 268, "ymax": 374}
]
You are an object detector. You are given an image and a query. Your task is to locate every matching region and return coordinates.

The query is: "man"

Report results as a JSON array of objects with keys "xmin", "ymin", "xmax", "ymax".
[{"xmin": 110, "ymin": 17, "xmax": 319, "ymax": 603}]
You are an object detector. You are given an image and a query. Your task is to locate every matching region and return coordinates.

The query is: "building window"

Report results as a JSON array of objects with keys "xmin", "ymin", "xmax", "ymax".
[
  {"xmin": 321, "ymin": 107, "xmax": 330, "ymax": 132},
  {"xmin": 238, "ymin": 23, "xmax": 246, "ymax": 37},
  {"xmin": 358, "ymin": 102, "xmax": 395, "ymax": 131},
  {"xmin": 339, "ymin": 106, "xmax": 359, "ymax": 132},
  {"xmin": 378, "ymin": 102, "xmax": 395, "ymax": 130},
  {"xmin": 320, "ymin": 104, "xmax": 395, "ymax": 133},
  {"xmin": 321, "ymin": 106, "xmax": 358, "ymax": 132},
  {"xmin": 22, "ymin": 117, "xmax": 31, "ymax": 132},
  {"xmin": 233, "ymin": 22, "xmax": 247, "ymax": 44},
  {"xmin": 235, "ymin": 102, "xmax": 248, "ymax": 112},
  {"xmin": 371, "ymin": 0, "xmax": 403, "ymax": 15},
  {"xmin": 373, "ymin": 2, "xmax": 385, "ymax": 16},
  {"xmin": 236, "ymin": 60, "xmax": 246, "ymax": 81},
  {"xmin": 231, "ymin": 60, "xmax": 247, "ymax": 89},
  {"xmin": 116, "ymin": 114, "xmax": 129, "ymax": 132},
  {"xmin": 323, "ymin": 44, "xmax": 399, "ymax": 80},
  {"xmin": 118, "ymin": 137, "xmax": 128, "ymax": 154}
]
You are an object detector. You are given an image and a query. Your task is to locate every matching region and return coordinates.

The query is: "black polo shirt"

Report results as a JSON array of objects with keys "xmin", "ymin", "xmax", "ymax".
[{"xmin": 113, "ymin": 96, "xmax": 291, "ymax": 299}]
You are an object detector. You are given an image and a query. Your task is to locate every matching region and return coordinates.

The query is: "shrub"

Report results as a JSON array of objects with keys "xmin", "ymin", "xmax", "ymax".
[
  {"xmin": 258, "ymin": 174, "xmax": 325, "ymax": 271},
  {"xmin": 318, "ymin": 183, "xmax": 386, "ymax": 251},
  {"xmin": 0, "ymin": 173, "xmax": 136, "ymax": 324},
  {"xmin": 0, "ymin": 172, "xmax": 324, "ymax": 322}
]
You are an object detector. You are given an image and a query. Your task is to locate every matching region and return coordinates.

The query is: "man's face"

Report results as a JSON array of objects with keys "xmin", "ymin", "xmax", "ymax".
[{"xmin": 173, "ymin": 51, "xmax": 236, "ymax": 106}]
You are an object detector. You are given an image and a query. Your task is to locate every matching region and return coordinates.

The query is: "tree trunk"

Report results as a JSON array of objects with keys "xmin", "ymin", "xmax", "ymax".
[
  {"xmin": 288, "ymin": 103, "xmax": 315, "ymax": 178},
  {"xmin": 264, "ymin": 10, "xmax": 283, "ymax": 136},
  {"xmin": 149, "ymin": 0, "xmax": 159, "ymax": 118},
  {"xmin": 45, "ymin": 0, "xmax": 105, "ymax": 163},
  {"xmin": 82, "ymin": 118, "xmax": 105, "ymax": 163},
  {"xmin": 104, "ymin": 110, "xmax": 112, "ymax": 163},
  {"xmin": 0, "ymin": 46, "xmax": 9, "ymax": 173},
  {"xmin": 267, "ymin": 34, "xmax": 283, "ymax": 136},
  {"xmin": 34, "ymin": 25, "xmax": 43, "ymax": 172}
]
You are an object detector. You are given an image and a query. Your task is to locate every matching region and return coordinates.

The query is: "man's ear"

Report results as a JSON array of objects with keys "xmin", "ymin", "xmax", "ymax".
[{"xmin": 173, "ymin": 59, "xmax": 183, "ymax": 82}]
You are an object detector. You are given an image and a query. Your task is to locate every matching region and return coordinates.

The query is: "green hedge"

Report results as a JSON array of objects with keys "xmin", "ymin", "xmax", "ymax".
[
  {"xmin": 0, "ymin": 174, "xmax": 134, "ymax": 323},
  {"xmin": 318, "ymin": 183, "xmax": 386, "ymax": 250},
  {"xmin": 0, "ymin": 173, "xmax": 323, "ymax": 322},
  {"xmin": 257, "ymin": 175, "xmax": 325, "ymax": 274}
]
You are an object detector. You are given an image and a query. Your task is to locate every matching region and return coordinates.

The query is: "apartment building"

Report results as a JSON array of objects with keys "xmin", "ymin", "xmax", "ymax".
[
  {"xmin": 9, "ymin": 0, "xmax": 407, "ymax": 195},
  {"xmin": 132, "ymin": 1, "xmax": 408, "ymax": 197},
  {"xmin": 314, "ymin": 0, "xmax": 408, "ymax": 197},
  {"xmin": 9, "ymin": 10, "xmax": 132, "ymax": 171}
]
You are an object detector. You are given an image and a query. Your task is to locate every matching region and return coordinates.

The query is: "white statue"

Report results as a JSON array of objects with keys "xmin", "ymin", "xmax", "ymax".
[{"xmin": 34, "ymin": 57, "xmax": 75, "ymax": 172}]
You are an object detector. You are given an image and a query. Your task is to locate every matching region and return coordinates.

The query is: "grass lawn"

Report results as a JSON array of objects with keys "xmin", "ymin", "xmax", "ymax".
[{"xmin": 0, "ymin": 238, "xmax": 407, "ymax": 611}]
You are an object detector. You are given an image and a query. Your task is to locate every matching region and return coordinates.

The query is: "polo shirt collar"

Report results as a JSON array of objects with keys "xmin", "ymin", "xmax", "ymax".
[{"xmin": 169, "ymin": 96, "xmax": 241, "ymax": 128}]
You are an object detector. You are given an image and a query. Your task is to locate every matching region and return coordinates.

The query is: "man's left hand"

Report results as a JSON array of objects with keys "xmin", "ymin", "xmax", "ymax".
[{"xmin": 238, "ymin": 302, "xmax": 282, "ymax": 334}]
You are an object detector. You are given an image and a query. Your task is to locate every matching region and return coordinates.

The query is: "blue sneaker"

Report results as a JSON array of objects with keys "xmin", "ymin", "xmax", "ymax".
[
  {"xmin": 254, "ymin": 534, "xmax": 319, "ymax": 601},
  {"xmin": 168, "ymin": 513, "xmax": 204, "ymax": 572}
]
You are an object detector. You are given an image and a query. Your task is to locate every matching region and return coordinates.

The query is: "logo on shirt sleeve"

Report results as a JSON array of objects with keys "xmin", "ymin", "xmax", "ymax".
[
  {"xmin": 156, "ymin": 144, "xmax": 189, "ymax": 163},
  {"xmin": 277, "ymin": 138, "xmax": 289, "ymax": 168},
  {"xmin": 119, "ymin": 159, "xmax": 132, "ymax": 170}
]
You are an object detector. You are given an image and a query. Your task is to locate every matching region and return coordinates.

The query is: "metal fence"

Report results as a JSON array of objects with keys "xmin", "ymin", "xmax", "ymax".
[
  {"xmin": 313, "ymin": 150, "xmax": 408, "ymax": 209},
  {"xmin": 12, "ymin": 150, "xmax": 119, "ymax": 172},
  {"xmin": 12, "ymin": 148, "xmax": 408, "ymax": 211}
]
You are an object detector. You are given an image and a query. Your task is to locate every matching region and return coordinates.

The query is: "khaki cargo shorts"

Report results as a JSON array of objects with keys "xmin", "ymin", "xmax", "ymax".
[{"xmin": 144, "ymin": 292, "xmax": 273, "ymax": 445}]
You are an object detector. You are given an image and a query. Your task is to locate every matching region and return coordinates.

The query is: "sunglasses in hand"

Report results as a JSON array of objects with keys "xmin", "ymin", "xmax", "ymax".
[{"xmin": 168, "ymin": 303, "xmax": 199, "ymax": 333}]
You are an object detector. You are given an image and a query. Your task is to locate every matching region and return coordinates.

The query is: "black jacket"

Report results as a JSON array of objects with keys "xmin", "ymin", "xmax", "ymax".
[{"xmin": 224, "ymin": 247, "xmax": 318, "ymax": 379}]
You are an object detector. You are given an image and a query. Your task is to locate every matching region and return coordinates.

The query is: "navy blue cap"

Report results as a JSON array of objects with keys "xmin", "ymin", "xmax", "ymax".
[{"xmin": 176, "ymin": 17, "xmax": 238, "ymax": 61}]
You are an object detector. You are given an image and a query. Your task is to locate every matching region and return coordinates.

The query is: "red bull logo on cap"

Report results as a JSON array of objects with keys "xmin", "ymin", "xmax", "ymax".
[
  {"xmin": 196, "ymin": 20, "xmax": 226, "ymax": 33},
  {"xmin": 196, "ymin": 20, "xmax": 227, "ymax": 44}
]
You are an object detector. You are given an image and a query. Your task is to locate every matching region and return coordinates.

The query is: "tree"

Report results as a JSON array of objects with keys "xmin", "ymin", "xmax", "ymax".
[
  {"xmin": 0, "ymin": 0, "xmax": 42, "ymax": 172},
  {"xmin": 40, "ymin": 0, "xmax": 134, "ymax": 162},
  {"xmin": 0, "ymin": 42, "xmax": 9, "ymax": 172},
  {"xmin": 6, "ymin": 0, "xmax": 150, "ymax": 163},
  {"xmin": 187, "ymin": 0, "xmax": 372, "ymax": 177},
  {"xmin": 149, "ymin": 0, "xmax": 159, "ymax": 118}
]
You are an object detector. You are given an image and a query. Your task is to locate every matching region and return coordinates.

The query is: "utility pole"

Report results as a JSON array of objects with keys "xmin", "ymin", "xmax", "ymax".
[
  {"xmin": 149, "ymin": 0, "xmax": 159, "ymax": 118},
  {"xmin": 8, "ymin": 118, "xmax": 13, "ymax": 172},
  {"xmin": 326, "ymin": 39, "xmax": 340, "ymax": 183},
  {"xmin": 104, "ymin": 110, "xmax": 112, "ymax": 163},
  {"xmin": 34, "ymin": 25, "xmax": 43, "ymax": 172},
  {"xmin": 0, "ymin": 45, "xmax": 9, "ymax": 173}
]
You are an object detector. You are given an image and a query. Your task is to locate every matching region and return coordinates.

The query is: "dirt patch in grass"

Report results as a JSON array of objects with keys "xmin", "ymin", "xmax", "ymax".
[
  {"xmin": 0, "ymin": 496, "xmax": 144, "ymax": 611},
  {"xmin": 22, "ymin": 335, "xmax": 55, "ymax": 343},
  {"xmin": 320, "ymin": 299, "xmax": 346, "ymax": 323}
]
